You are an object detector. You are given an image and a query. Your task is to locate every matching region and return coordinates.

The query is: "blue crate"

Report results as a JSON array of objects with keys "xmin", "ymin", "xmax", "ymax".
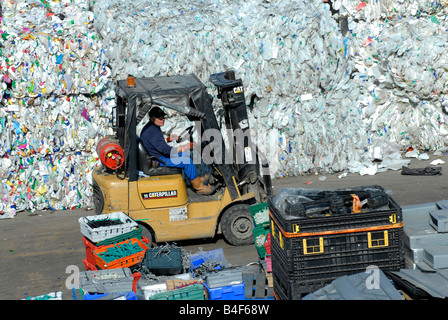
[
  {"xmin": 188, "ymin": 248, "xmax": 227, "ymax": 277},
  {"xmin": 82, "ymin": 291, "xmax": 138, "ymax": 300},
  {"xmin": 204, "ymin": 282, "xmax": 246, "ymax": 300}
]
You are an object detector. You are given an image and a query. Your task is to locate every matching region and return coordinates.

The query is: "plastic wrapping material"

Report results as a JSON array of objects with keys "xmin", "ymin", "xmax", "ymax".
[
  {"xmin": 401, "ymin": 166, "xmax": 442, "ymax": 176},
  {"xmin": 270, "ymin": 185, "xmax": 392, "ymax": 217}
]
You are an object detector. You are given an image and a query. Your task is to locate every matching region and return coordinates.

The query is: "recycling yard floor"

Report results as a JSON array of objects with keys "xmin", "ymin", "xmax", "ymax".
[{"xmin": 1, "ymin": 154, "xmax": 448, "ymax": 300}]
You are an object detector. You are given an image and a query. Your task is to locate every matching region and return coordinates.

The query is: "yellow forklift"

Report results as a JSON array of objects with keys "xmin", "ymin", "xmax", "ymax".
[{"xmin": 91, "ymin": 71, "xmax": 272, "ymax": 246}]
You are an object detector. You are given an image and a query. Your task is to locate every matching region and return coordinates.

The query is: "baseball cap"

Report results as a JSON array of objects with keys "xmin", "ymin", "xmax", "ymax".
[{"xmin": 149, "ymin": 107, "xmax": 166, "ymax": 119}]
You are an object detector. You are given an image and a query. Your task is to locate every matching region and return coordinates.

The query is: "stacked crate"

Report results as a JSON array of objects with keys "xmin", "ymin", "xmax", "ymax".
[
  {"xmin": 250, "ymin": 202, "xmax": 274, "ymax": 298},
  {"xmin": 250, "ymin": 202, "xmax": 271, "ymax": 259},
  {"xmin": 269, "ymin": 185, "xmax": 405, "ymax": 300},
  {"xmin": 79, "ymin": 212, "xmax": 150, "ymax": 271},
  {"xmin": 203, "ymin": 267, "xmax": 245, "ymax": 300},
  {"xmin": 74, "ymin": 268, "xmax": 137, "ymax": 300},
  {"xmin": 149, "ymin": 284, "xmax": 206, "ymax": 300}
]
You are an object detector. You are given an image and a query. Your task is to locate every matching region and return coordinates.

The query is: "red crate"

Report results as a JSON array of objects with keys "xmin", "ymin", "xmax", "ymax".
[
  {"xmin": 82, "ymin": 237, "xmax": 98, "ymax": 269},
  {"xmin": 133, "ymin": 272, "xmax": 142, "ymax": 293},
  {"xmin": 264, "ymin": 233, "xmax": 271, "ymax": 255},
  {"xmin": 82, "ymin": 236, "xmax": 150, "ymax": 270},
  {"xmin": 93, "ymin": 238, "xmax": 150, "ymax": 270},
  {"xmin": 82, "ymin": 258, "xmax": 97, "ymax": 271}
]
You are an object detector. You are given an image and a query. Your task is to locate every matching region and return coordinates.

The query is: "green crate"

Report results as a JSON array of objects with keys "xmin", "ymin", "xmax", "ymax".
[
  {"xmin": 95, "ymin": 227, "xmax": 143, "ymax": 246},
  {"xmin": 249, "ymin": 202, "xmax": 270, "ymax": 227},
  {"xmin": 149, "ymin": 284, "xmax": 205, "ymax": 300},
  {"xmin": 253, "ymin": 224, "xmax": 270, "ymax": 259}
]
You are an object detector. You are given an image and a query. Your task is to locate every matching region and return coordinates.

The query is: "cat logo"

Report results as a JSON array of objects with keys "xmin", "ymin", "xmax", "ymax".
[
  {"xmin": 233, "ymin": 86, "xmax": 243, "ymax": 93},
  {"xmin": 142, "ymin": 190, "xmax": 178, "ymax": 200}
]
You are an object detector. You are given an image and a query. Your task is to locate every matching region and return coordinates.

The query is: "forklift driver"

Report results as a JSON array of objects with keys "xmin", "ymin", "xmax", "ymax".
[{"xmin": 140, "ymin": 107, "xmax": 213, "ymax": 195}]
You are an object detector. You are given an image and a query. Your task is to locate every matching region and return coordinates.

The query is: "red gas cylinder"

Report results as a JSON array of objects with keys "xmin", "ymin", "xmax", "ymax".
[{"xmin": 96, "ymin": 137, "xmax": 125, "ymax": 170}]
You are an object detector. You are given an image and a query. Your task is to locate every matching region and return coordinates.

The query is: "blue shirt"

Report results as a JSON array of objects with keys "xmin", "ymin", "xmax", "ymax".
[{"xmin": 140, "ymin": 122, "xmax": 175, "ymax": 158}]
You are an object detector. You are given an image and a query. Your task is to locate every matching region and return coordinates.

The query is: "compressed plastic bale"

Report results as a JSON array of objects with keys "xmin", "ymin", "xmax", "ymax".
[
  {"xmin": 0, "ymin": 31, "xmax": 111, "ymax": 97},
  {"xmin": 0, "ymin": 0, "xmax": 111, "ymax": 98},
  {"xmin": 0, "ymin": 1, "xmax": 416, "ymax": 182},
  {"xmin": 0, "ymin": 90, "xmax": 115, "ymax": 216},
  {"xmin": 5, "ymin": 0, "xmax": 448, "ymax": 216},
  {"xmin": 91, "ymin": 0, "xmax": 363, "ymax": 177},
  {"xmin": 0, "ymin": 149, "xmax": 101, "ymax": 214},
  {"xmin": 0, "ymin": 0, "xmax": 114, "ymax": 216},
  {"xmin": 0, "ymin": 94, "xmax": 113, "ymax": 155},
  {"xmin": 88, "ymin": 0, "xmax": 448, "ymax": 180},
  {"xmin": 349, "ymin": 15, "xmax": 448, "ymax": 152},
  {"xmin": 339, "ymin": 0, "xmax": 448, "ymax": 21}
]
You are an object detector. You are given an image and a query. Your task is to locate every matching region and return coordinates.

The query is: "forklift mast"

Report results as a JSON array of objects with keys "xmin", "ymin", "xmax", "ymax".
[
  {"xmin": 209, "ymin": 71, "xmax": 257, "ymax": 185},
  {"xmin": 114, "ymin": 95, "xmax": 126, "ymax": 147}
]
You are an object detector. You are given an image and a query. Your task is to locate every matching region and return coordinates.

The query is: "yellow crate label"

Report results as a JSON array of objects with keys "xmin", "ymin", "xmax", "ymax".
[
  {"xmin": 389, "ymin": 214, "xmax": 397, "ymax": 224},
  {"xmin": 368, "ymin": 230, "xmax": 389, "ymax": 248},
  {"xmin": 303, "ymin": 237, "xmax": 324, "ymax": 255},
  {"xmin": 293, "ymin": 224, "xmax": 300, "ymax": 233}
]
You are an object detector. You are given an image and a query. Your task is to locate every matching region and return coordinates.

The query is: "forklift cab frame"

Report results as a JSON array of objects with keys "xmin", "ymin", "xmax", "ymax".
[{"xmin": 92, "ymin": 71, "xmax": 272, "ymax": 246}]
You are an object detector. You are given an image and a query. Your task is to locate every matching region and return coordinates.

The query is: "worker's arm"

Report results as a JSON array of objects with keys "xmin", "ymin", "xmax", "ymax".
[
  {"xmin": 176, "ymin": 142, "xmax": 194, "ymax": 153},
  {"xmin": 141, "ymin": 124, "xmax": 177, "ymax": 157},
  {"xmin": 166, "ymin": 134, "xmax": 179, "ymax": 142}
]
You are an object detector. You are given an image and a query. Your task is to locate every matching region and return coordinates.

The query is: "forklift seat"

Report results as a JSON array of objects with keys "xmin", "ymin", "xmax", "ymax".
[{"xmin": 137, "ymin": 138, "xmax": 182, "ymax": 176}]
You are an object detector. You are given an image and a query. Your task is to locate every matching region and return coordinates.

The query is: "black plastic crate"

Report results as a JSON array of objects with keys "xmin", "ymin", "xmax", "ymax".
[
  {"xmin": 271, "ymin": 226, "xmax": 404, "ymax": 279},
  {"xmin": 142, "ymin": 248, "xmax": 183, "ymax": 276},
  {"xmin": 268, "ymin": 185, "xmax": 402, "ymax": 235},
  {"xmin": 272, "ymin": 257, "xmax": 320, "ymax": 300},
  {"xmin": 270, "ymin": 225, "xmax": 405, "ymax": 299},
  {"xmin": 268, "ymin": 185, "xmax": 405, "ymax": 299}
]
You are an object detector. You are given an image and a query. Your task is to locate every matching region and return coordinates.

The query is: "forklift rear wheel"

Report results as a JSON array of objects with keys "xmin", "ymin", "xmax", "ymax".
[
  {"xmin": 221, "ymin": 204, "xmax": 254, "ymax": 246},
  {"xmin": 137, "ymin": 222, "xmax": 156, "ymax": 248}
]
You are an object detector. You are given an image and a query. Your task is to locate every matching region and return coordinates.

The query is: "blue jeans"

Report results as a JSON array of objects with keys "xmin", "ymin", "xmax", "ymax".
[{"xmin": 158, "ymin": 152, "xmax": 198, "ymax": 181}]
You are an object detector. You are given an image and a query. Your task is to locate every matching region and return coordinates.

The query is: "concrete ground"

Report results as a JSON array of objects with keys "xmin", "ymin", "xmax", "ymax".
[{"xmin": 1, "ymin": 153, "xmax": 447, "ymax": 300}]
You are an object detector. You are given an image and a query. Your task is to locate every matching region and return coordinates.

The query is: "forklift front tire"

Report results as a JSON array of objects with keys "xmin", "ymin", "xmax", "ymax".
[
  {"xmin": 137, "ymin": 222, "xmax": 156, "ymax": 248},
  {"xmin": 220, "ymin": 204, "xmax": 254, "ymax": 246}
]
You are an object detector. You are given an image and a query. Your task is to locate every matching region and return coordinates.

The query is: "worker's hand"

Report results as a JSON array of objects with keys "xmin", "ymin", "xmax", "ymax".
[
  {"xmin": 178, "ymin": 142, "xmax": 195, "ymax": 153},
  {"xmin": 166, "ymin": 134, "xmax": 179, "ymax": 143}
]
